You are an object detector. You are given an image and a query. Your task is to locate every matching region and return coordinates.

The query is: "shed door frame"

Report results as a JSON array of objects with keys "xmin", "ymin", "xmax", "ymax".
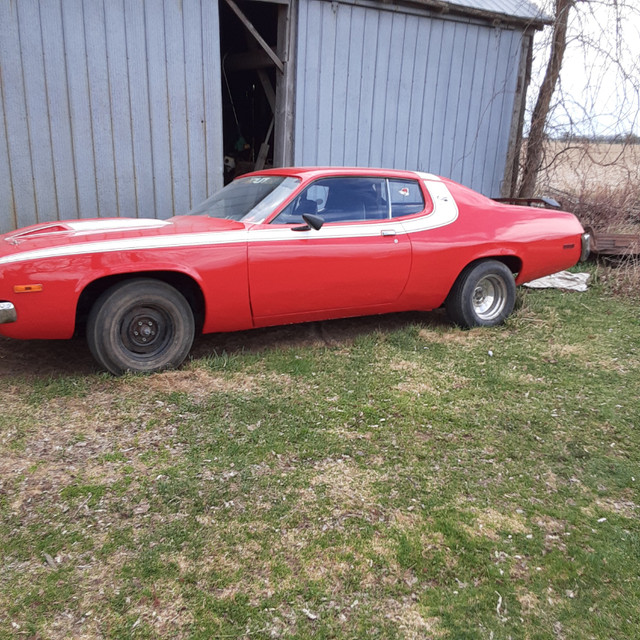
[{"xmin": 221, "ymin": 0, "xmax": 297, "ymax": 169}]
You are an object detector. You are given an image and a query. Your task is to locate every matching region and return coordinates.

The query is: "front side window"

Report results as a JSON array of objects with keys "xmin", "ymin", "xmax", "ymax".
[
  {"xmin": 273, "ymin": 177, "xmax": 388, "ymax": 224},
  {"xmin": 187, "ymin": 175, "xmax": 301, "ymax": 223}
]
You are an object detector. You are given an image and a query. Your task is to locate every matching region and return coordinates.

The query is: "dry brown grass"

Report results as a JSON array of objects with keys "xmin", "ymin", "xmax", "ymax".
[
  {"xmin": 536, "ymin": 142, "xmax": 640, "ymax": 232},
  {"xmin": 530, "ymin": 140, "xmax": 640, "ymax": 299}
]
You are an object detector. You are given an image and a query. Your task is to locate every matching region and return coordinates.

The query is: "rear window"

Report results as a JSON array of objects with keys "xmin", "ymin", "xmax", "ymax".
[{"xmin": 389, "ymin": 179, "xmax": 425, "ymax": 218}]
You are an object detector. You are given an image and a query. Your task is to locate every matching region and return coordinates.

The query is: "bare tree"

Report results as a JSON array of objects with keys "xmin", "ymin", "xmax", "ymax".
[{"xmin": 517, "ymin": 0, "xmax": 640, "ymax": 198}]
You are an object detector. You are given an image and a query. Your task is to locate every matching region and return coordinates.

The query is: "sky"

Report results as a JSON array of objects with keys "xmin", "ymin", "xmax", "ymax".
[{"xmin": 527, "ymin": 0, "xmax": 640, "ymax": 137}]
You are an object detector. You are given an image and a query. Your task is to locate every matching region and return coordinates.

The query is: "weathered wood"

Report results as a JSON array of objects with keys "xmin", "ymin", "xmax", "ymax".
[
  {"xmin": 225, "ymin": 50, "xmax": 277, "ymax": 71},
  {"xmin": 224, "ymin": 0, "xmax": 284, "ymax": 73},
  {"xmin": 274, "ymin": 1, "xmax": 297, "ymax": 166},
  {"xmin": 502, "ymin": 31, "xmax": 534, "ymax": 197},
  {"xmin": 591, "ymin": 231, "xmax": 640, "ymax": 256}
]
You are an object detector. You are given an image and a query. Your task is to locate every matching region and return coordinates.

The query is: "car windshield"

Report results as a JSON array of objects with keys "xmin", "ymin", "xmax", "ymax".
[{"xmin": 187, "ymin": 175, "xmax": 301, "ymax": 223}]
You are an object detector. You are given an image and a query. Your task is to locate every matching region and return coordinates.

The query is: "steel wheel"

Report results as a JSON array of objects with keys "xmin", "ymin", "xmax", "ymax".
[
  {"xmin": 446, "ymin": 260, "xmax": 516, "ymax": 328},
  {"xmin": 471, "ymin": 274, "xmax": 509, "ymax": 322},
  {"xmin": 87, "ymin": 279, "xmax": 195, "ymax": 375}
]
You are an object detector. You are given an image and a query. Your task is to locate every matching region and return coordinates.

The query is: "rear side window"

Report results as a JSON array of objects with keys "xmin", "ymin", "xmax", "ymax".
[{"xmin": 389, "ymin": 179, "xmax": 425, "ymax": 218}]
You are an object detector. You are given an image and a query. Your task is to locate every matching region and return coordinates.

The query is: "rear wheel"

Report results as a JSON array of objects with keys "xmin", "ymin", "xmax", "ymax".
[
  {"xmin": 446, "ymin": 260, "xmax": 516, "ymax": 328},
  {"xmin": 87, "ymin": 279, "xmax": 195, "ymax": 375}
]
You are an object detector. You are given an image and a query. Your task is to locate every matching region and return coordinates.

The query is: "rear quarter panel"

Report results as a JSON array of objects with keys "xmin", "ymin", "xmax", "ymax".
[{"xmin": 399, "ymin": 180, "xmax": 584, "ymax": 309}]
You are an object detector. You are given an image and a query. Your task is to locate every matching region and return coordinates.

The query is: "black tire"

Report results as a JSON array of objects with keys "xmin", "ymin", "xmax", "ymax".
[
  {"xmin": 446, "ymin": 260, "xmax": 516, "ymax": 328},
  {"xmin": 87, "ymin": 279, "xmax": 195, "ymax": 375}
]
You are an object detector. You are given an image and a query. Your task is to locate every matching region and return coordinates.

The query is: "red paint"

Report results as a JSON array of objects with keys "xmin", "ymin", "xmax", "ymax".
[{"xmin": 0, "ymin": 168, "xmax": 585, "ymax": 341}]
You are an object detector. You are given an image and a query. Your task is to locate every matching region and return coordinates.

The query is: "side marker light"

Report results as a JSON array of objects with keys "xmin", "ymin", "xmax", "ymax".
[{"xmin": 14, "ymin": 284, "xmax": 43, "ymax": 293}]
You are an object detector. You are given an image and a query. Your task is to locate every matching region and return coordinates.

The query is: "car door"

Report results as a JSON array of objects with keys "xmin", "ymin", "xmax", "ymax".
[{"xmin": 247, "ymin": 176, "xmax": 414, "ymax": 320}]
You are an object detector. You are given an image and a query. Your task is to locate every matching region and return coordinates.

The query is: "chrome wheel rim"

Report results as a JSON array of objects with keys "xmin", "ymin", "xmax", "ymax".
[{"xmin": 472, "ymin": 275, "xmax": 508, "ymax": 321}]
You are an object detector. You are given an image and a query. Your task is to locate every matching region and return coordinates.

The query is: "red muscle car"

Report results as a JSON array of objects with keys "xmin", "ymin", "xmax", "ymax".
[{"xmin": 0, "ymin": 167, "xmax": 589, "ymax": 374}]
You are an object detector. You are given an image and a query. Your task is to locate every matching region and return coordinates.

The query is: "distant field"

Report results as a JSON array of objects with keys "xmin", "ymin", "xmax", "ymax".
[{"xmin": 536, "ymin": 141, "xmax": 640, "ymax": 195}]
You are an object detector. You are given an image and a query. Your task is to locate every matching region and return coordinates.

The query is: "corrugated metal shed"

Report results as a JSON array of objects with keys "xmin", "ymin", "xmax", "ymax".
[
  {"xmin": 426, "ymin": 0, "xmax": 547, "ymax": 23},
  {"xmin": 0, "ymin": 0, "xmax": 224, "ymax": 234},
  {"xmin": 0, "ymin": 0, "xmax": 541, "ymax": 232},
  {"xmin": 293, "ymin": 0, "xmax": 534, "ymax": 196}
]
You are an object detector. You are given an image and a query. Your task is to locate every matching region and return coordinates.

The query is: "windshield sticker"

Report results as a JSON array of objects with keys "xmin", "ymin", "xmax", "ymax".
[{"xmin": 398, "ymin": 187, "xmax": 409, "ymax": 197}]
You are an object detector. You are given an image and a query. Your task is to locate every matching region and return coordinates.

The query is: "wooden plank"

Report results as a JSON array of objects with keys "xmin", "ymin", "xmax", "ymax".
[
  {"xmin": 225, "ymin": 50, "xmax": 276, "ymax": 71},
  {"xmin": 224, "ymin": 0, "xmax": 284, "ymax": 73},
  {"xmin": 273, "ymin": 1, "xmax": 296, "ymax": 166},
  {"xmin": 592, "ymin": 232, "xmax": 640, "ymax": 256},
  {"xmin": 380, "ymin": 12, "xmax": 406, "ymax": 167},
  {"xmin": 502, "ymin": 30, "xmax": 533, "ymax": 197},
  {"xmin": 460, "ymin": 25, "xmax": 490, "ymax": 188},
  {"xmin": 294, "ymin": 0, "xmax": 319, "ymax": 164},
  {"xmin": 469, "ymin": 25, "xmax": 499, "ymax": 192}
]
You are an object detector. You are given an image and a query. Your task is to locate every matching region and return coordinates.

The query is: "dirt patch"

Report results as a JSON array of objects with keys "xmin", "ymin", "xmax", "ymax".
[
  {"xmin": 463, "ymin": 507, "xmax": 530, "ymax": 541},
  {"xmin": 310, "ymin": 458, "xmax": 379, "ymax": 509},
  {"xmin": 383, "ymin": 599, "xmax": 444, "ymax": 639},
  {"xmin": 1, "ymin": 311, "xmax": 447, "ymax": 379},
  {"xmin": 596, "ymin": 495, "xmax": 638, "ymax": 518},
  {"xmin": 419, "ymin": 327, "xmax": 485, "ymax": 345}
]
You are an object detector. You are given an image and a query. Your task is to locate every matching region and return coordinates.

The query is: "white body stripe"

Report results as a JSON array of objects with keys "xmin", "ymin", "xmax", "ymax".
[
  {"xmin": 65, "ymin": 219, "xmax": 171, "ymax": 232},
  {"xmin": 0, "ymin": 231, "xmax": 248, "ymax": 266},
  {"xmin": 0, "ymin": 181, "xmax": 458, "ymax": 266}
]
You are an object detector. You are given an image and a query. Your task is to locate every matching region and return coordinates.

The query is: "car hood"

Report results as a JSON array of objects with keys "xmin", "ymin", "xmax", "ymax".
[{"xmin": 0, "ymin": 216, "xmax": 246, "ymax": 259}]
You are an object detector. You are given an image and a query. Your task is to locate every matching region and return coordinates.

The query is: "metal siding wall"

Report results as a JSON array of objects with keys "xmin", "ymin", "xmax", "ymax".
[
  {"xmin": 294, "ymin": 0, "xmax": 523, "ymax": 196},
  {"xmin": 0, "ymin": 0, "xmax": 224, "ymax": 233}
]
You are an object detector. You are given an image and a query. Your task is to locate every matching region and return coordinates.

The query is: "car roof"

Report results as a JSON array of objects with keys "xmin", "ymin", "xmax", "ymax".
[{"xmin": 243, "ymin": 166, "xmax": 429, "ymax": 181}]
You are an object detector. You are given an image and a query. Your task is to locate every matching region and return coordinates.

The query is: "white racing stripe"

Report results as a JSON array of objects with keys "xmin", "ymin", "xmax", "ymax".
[
  {"xmin": 0, "ymin": 180, "xmax": 458, "ymax": 266},
  {"xmin": 0, "ymin": 231, "xmax": 248, "ymax": 266}
]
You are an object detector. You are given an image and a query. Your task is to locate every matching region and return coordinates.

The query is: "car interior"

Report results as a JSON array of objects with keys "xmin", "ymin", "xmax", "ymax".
[{"xmin": 273, "ymin": 177, "xmax": 425, "ymax": 225}]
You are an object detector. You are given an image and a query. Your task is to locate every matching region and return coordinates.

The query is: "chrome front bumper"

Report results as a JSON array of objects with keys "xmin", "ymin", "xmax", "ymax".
[
  {"xmin": 0, "ymin": 302, "xmax": 17, "ymax": 324},
  {"xmin": 580, "ymin": 232, "xmax": 591, "ymax": 262}
]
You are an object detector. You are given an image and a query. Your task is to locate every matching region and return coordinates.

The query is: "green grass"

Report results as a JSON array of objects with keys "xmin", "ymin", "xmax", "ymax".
[{"xmin": 1, "ymin": 273, "xmax": 639, "ymax": 638}]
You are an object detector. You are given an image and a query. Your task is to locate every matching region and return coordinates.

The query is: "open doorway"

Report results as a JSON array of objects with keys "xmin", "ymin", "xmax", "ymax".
[{"xmin": 219, "ymin": 0, "xmax": 294, "ymax": 183}]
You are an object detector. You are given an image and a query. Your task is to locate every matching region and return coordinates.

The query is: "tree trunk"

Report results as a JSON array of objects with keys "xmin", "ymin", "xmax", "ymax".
[{"xmin": 518, "ymin": 0, "xmax": 575, "ymax": 198}]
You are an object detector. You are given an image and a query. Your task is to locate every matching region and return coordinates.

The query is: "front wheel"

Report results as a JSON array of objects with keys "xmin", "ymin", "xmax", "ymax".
[
  {"xmin": 87, "ymin": 279, "xmax": 195, "ymax": 375},
  {"xmin": 446, "ymin": 260, "xmax": 516, "ymax": 328}
]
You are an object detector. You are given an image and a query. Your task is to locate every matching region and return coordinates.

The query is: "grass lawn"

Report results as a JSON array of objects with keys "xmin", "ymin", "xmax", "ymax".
[{"xmin": 1, "ymin": 269, "xmax": 639, "ymax": 639}]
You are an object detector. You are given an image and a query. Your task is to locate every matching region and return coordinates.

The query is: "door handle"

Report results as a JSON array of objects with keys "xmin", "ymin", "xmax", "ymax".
[{"xmin": 381, "ymin": 229, "xmax": 397, "ymax": 236}]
